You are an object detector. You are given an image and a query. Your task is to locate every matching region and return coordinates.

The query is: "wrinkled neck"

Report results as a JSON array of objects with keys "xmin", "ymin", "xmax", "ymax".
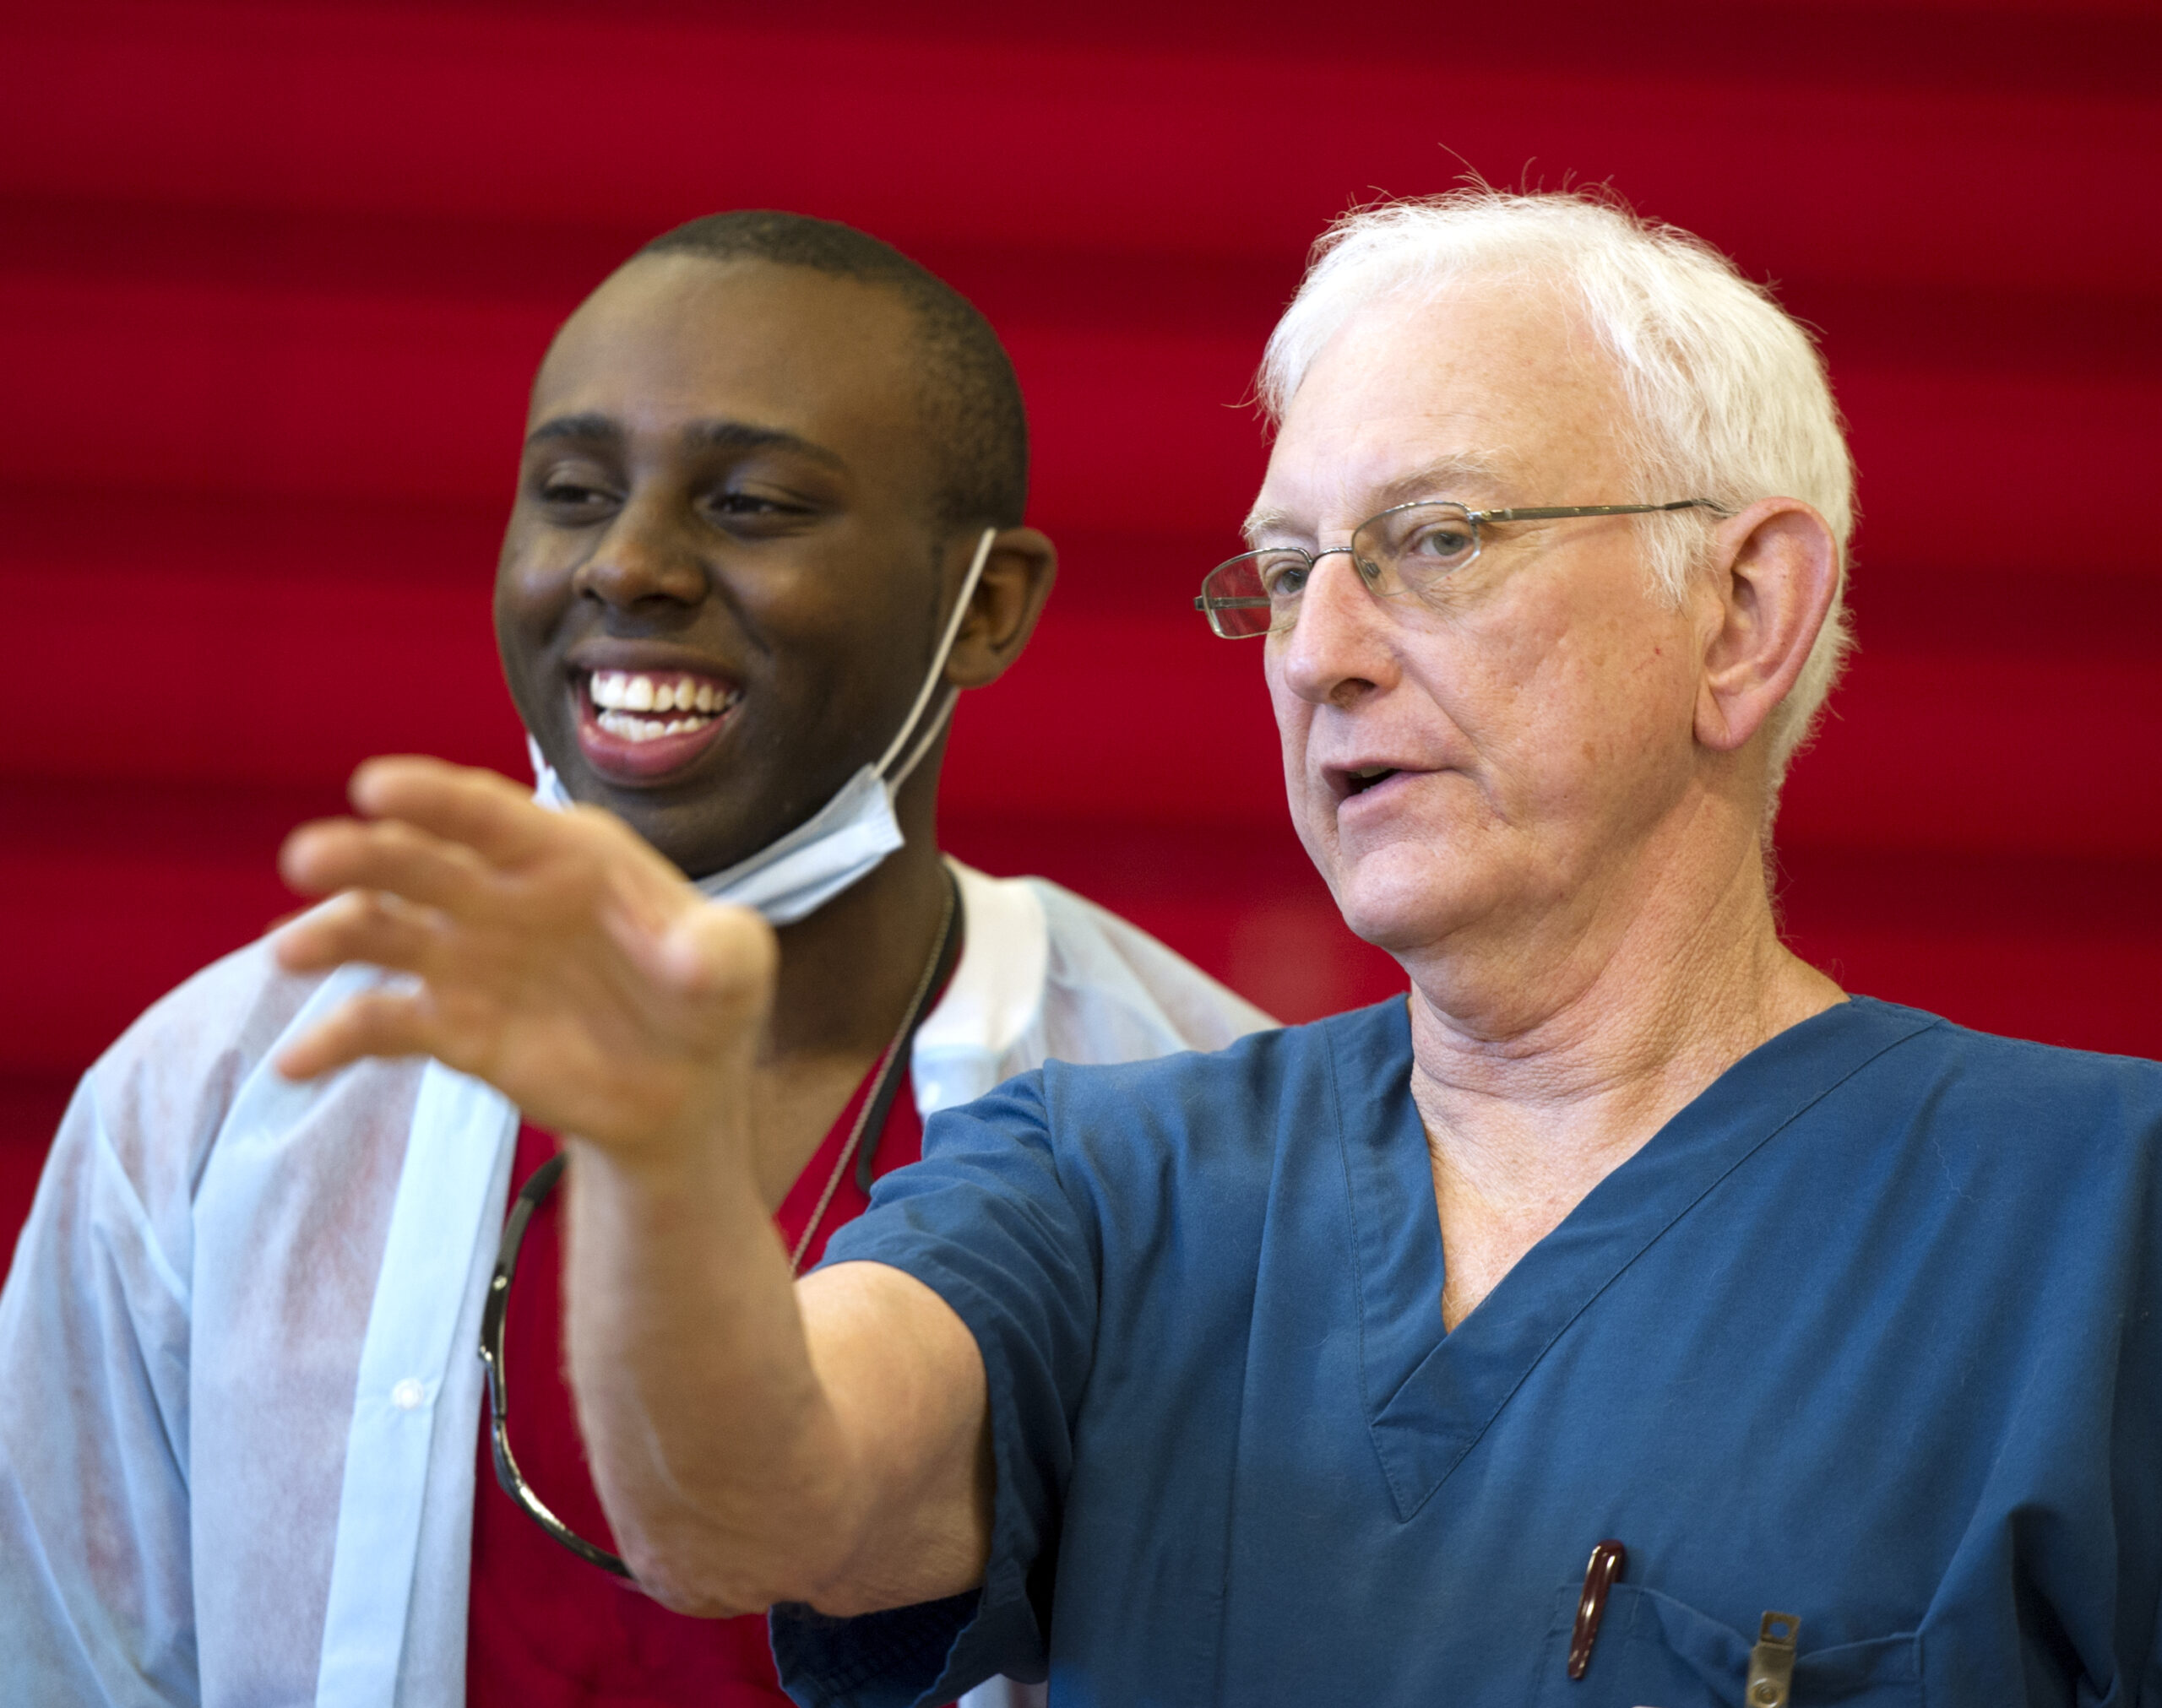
[{"xmin": 1404, "ymin": 819, "xmax": 1840, "ymax": 1185}]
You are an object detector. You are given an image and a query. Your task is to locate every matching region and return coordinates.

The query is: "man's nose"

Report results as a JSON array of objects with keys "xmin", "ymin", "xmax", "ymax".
[
  {"xmin": 1274, "ymin": 550, "xmax": 1395, "ymax": 708},
  {"xmin": 573, "ymin": 496, "xmax": 708, "ymax": 608}
]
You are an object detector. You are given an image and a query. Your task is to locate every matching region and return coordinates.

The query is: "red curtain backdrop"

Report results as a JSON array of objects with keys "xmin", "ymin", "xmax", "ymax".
[{"xmin": 4, "ymin": 0, "xmax": 2159, "ymax": 1259}]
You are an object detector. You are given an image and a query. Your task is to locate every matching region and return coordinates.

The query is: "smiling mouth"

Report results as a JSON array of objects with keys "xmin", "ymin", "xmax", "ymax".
[{"xmin": 584, "ymin": 669, "xmax": 742, "ymax": 744}]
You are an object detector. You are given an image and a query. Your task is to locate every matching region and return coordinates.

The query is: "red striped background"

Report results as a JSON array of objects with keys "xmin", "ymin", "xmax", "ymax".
[{"xmin": 4, "ymin": 0, "xmax": 2159, "ymax": 1258}]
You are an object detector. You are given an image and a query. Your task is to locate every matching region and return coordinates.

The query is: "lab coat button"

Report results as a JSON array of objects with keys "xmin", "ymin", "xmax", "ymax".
[{"xmin": 391, "ymin": 1378, "xmax": 426, "ymax": 1411}]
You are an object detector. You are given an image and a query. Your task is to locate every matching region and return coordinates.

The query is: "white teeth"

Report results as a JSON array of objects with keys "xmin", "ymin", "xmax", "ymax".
[
  {"xmin": 596, "ymin": 709, "xmax": 720, "ymax": 744},
  {"xmin": 589, "ymin": 671, "xmax": 739, "ymax": 714},
  {"xmin": 586, "ymin": 672, "xmax": 740, "ymax": 742}
]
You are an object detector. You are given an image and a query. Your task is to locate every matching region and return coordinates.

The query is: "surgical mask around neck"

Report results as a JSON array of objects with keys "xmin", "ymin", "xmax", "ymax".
[{"xmin": 528, "ymin": 527, "xmax": 997, "ymax": 926}]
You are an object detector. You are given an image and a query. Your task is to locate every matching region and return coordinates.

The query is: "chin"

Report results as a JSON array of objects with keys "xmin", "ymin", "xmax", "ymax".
[{"xmin": 1324, "ymin": 844, "xmax": 1480, "ymax": 958}]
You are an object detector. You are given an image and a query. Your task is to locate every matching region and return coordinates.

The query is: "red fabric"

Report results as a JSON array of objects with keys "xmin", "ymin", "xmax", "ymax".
[{"xmin": 467, "ymin": 1064, "xmax": 925, "ymax": 1706}]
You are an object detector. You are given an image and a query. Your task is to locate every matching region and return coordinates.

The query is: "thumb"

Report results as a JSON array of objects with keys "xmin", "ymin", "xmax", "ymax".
[{"xmin": 638, "ymin": 898, "xmax": 780, "ymax": 1017}]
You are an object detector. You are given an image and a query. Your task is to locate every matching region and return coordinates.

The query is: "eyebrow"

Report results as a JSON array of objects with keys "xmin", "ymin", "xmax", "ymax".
[
  {"xmin": 524, "ymin": 413, "xmax": 848, "ymax": 472},
  {"xmin": 682, "ymin": 419, "xmax": 848, "ymax": 471},
  {"xmin": 525, "ymin": 412, "xmax": 621, "ymax": 447},
  {"xmin": 1240, "ymin": 454, "xmax": 1518, "ymax": 545}
]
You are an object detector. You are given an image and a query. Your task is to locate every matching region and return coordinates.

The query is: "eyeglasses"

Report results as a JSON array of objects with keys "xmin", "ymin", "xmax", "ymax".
[{"xmin": 1192, "ymin": 497, "xmax": 1725, "ymax": 639}]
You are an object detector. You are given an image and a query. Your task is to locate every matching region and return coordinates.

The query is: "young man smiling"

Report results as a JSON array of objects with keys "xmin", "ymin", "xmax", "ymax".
[{"xmin": 0, "ymin": 214, "xmax": 1272, "ymax": 1705}]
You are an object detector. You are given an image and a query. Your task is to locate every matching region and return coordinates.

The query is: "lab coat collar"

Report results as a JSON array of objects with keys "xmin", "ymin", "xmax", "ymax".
[{"xmin": 910, "ymin": 859, "xmax": 1050, "ymax": 1117}]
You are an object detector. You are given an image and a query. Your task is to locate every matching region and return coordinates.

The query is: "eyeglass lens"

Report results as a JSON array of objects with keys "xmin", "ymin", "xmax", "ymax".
[{"xmin": 1199, "ymin": 502, "xmax": 1480, "ymax": 637}]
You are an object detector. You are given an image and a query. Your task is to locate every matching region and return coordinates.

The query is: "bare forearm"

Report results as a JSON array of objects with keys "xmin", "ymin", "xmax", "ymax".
[
  {"xmin": 562, "ymin": 1141, "xmax": 856, "ymax": 1614},
  {"xmin": 565, "ymin": 1141, "xmax": 995, "ymax": 1619}
]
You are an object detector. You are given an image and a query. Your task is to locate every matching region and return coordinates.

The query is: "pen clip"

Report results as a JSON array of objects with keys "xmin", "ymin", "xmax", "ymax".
[
  {"xmin": 1567, "ymin": 1539, "xmax": 1627, "ymax": 1681},
  {"xmin": 1745, "ymin": 1610, "xmax": 1801, "ymax": 1706}
]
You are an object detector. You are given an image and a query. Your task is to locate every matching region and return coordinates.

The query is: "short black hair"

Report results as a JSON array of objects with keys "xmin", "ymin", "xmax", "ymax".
[{"xmin": 636, "ymin": 211, "xmax": 1028, "ymax": 533}]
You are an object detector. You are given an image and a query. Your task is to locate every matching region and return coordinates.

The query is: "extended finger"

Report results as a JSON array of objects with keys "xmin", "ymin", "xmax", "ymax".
[
  {"xmin": 274, "ymin": 888, "xmax": 445, "ymax": 979},
  {"xmin": 274, "ymin": 985, "xmax": 442, "ymax": 1082},
  {"xmin": 348, "ymin": 757, "xmax": 562, "ymax": 867},
  {"xmin": 280, "ymin": 814, "xmax": 495, "ymax": 912}
]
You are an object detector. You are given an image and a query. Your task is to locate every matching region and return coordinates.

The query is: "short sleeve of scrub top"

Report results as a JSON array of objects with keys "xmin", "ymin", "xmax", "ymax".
[{"xmin": 771, "ymin": 1069, "xmax": 1098, "ymax": 1705}]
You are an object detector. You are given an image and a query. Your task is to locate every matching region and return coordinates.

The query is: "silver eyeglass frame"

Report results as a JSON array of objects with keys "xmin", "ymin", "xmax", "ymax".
[{"xmin": 1192, "ymin": 497, "xmax": 1727, "ymax": 638}]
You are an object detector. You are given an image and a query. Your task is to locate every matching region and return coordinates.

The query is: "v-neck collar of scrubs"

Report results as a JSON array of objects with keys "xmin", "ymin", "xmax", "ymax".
[{"xmin": 1330, "ymin": 994, "xmax": 1942, "ymax": 1521}]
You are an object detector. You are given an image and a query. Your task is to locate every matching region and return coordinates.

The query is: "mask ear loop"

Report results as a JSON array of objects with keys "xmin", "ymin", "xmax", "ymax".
[{"xmin": 877, "ymin": 527, "xmax": 998, "ymax": 794}]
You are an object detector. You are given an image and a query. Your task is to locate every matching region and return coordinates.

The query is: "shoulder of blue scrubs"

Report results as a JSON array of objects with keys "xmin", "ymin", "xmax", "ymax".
[{"xmin": 1838, "ymin": 995, "xmax": 2162, "ymax": 1168}]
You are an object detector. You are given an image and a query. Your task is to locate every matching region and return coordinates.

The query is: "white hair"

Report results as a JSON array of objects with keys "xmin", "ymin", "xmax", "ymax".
[{"xmin": 1259, "ymin": 189, "xmax": 1855, "ymax": 794}]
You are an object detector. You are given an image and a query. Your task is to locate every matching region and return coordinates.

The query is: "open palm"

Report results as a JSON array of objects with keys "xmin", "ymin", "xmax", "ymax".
[{"xmin": 274, "ymin": 757, "xmax": 776, "ymax": 1160}]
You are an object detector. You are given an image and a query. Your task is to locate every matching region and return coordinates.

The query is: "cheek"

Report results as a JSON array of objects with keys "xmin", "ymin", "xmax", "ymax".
[
  {"xmin": 1264, "ymin": 656, "xmax": 1319, "ymax": 782},
  {"xmin": 492, "ymin": 578, "xmax": 544, "ymax": 653},
  {"xmin": 1522, "ymin": 610, "xmax": 1698, "ymax": 789},
  {"xmin": 492, "ymin": 579, "xmax": 554, "ymax": 680},
  {"xmin": 492, "ymin": 534, "xmax": 577, "ymax": 640},
  {"xmin": 1416, "ymin": 590, "xmax": 1654, "ymax": 800},
  {"xmin": 492, "ymin": 548, "xmax": 580, "ymax": 721}
]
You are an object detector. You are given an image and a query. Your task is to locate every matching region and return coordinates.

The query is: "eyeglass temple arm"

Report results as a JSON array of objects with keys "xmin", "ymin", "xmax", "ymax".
[
  {"xmin": 1192, "ymin": 499, "xmax": 1726, "ymax": 614},
  {"xmin": 479, "ymin": 1149, "xmax": 637, "ymax": 1580},
  {"xmin": 486, "ymin": 1410, "xmax": 635, "ymax": 1577},
  {"xmin": 1475, "ymin": 499, "xmax": 1727, "ymax": 523}
]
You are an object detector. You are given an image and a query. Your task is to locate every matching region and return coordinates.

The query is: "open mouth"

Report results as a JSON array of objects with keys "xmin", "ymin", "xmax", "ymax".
[
  {"xmin": 586, "ymin": 670, "xmax": 740, "ymax": 743},
  {"xmin": 1344, "ymin": 766, "xmax": 1399, "ymax": 796},
  {"xmin": 574, "ymin": 669, "xmax": 742, "ymax": 780}
]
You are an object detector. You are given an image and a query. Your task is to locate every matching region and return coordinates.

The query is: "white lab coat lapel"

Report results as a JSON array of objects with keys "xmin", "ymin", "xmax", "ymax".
[{"xmin": 314, "ymin": 1058, "xmax": 516, "ymax": 1708}]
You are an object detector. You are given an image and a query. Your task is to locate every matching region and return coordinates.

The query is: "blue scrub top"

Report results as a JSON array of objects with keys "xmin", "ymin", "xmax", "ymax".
[{"xmin": 775, "ymin": 997, "xmax": 2162, "ymax": 1708}]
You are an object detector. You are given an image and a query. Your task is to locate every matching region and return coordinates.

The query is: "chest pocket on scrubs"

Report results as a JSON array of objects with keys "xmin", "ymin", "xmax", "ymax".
[{"xmin": 1526, "ymin": 1584, "xmax": 1920, "ymax": 1706}]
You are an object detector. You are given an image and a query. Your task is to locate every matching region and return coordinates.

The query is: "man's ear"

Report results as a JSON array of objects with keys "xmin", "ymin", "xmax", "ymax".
[
  {"xmin": 942, "ymin": 526, "xmax": 1058, "ymax": 690},
  {"xmin": 1694, "ymin": 499, "xmax": 1841, "ymax": 754}
]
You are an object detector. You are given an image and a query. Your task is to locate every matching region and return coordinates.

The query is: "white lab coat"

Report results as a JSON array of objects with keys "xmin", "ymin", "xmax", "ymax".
[{"xmin": 0, "ymin": 859, "xmax": 1274, "ymax": 1706}]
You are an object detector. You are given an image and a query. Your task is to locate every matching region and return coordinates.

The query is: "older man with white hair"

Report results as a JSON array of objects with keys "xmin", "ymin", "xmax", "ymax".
[{"xmin": 267, "ymin": 192, "xmax": 2162, "ymax": 1707}]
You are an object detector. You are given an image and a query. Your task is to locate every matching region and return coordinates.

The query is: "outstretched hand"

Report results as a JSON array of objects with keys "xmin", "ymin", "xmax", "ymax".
[{"xmin": 273, "ymin": 756, "xmax": 776, "ymax": 1163}]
